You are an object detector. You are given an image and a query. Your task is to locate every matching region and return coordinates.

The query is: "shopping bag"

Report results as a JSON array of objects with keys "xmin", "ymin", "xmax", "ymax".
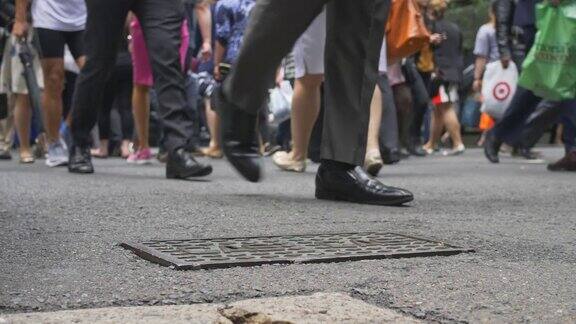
[
  {"xmin": 386, "ymin": 0, "xmax": 430, "ymax": 62},
  {"xmin": 268, "ymin": 81, "xmax": 293, "ymax": 125},
  {"xmin": 481, "ymin": 60, "xmax": 518, "ymax": 120},
  {"xmin": 518, "ymin": 2, "xmax": 576, "ymax": 101}
]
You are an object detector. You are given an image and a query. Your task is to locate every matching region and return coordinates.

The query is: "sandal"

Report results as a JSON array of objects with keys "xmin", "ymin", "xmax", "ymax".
[
  {"xmin": 90, "ymin": 148, "xmax": 109, "ymax": 159},
  {"xmin": 19, "ymin": 153, "xmax": 35, "ymax": 164}
]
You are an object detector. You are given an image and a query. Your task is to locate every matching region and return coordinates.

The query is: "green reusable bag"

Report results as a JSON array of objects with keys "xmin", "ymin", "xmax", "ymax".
[{"xmin": 518, "ymin": 1, "xmax": 576, "ymax": 101}]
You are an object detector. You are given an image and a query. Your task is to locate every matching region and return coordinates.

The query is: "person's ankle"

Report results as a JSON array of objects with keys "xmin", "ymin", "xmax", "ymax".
[
  {"xmin": 19, "ymin": 148, "xmax": 32, "ymax": 156},
  {"xmin": 290, "ymin": 151, "xmax": 306, "ymax": 162}
]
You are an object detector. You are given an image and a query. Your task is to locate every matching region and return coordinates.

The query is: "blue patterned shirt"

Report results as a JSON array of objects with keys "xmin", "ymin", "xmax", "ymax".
[{"xmin": 215, "ymin": 0, "xmax": 255, "ymax": 64}]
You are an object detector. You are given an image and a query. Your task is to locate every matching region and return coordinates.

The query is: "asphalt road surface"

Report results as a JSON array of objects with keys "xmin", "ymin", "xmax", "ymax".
[{"xmin": 1, "ymin": 148, "xmax": 574, "ymax": 323}]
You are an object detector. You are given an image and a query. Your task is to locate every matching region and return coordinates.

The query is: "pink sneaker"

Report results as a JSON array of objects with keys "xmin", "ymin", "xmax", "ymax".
[
  {"xmin": 127, "ymin": 148, "xmax": 153, "ymax": 165},
  {"xmin": 126, "ymin": 152, "xmax": 139, "ymax": 164}
]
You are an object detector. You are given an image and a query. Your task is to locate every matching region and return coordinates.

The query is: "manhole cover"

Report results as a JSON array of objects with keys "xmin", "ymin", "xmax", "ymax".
[{"xmin": 121, "ymin": 232, "xmax": 473, "ymax": 270}]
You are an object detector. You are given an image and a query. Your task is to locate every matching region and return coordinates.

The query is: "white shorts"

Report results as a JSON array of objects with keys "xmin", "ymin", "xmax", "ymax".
[
  {"xmin": 292, "ymin": 9, "xmax": 326, "ymax": 79},
  {"xmin": 0, "ymin": 32, "xmax": 44, "ymax": 95}
]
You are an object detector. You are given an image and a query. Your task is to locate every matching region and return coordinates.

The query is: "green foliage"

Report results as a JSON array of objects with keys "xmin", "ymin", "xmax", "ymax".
[{"xmin": 446, "ymin": 1, "xmax": 491, "ymax": 52}]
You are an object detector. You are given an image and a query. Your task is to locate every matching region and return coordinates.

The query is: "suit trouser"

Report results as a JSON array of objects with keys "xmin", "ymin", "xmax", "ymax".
[
  {"xmin": 560, "ymin": 112, "xmax": 576, "ymax": 153},
  {"xmin": 223, "ymin": 0, "xmax": 390, "ymax": 166},
  {"xmin": 377, "ymin": 74, "xmax": 399, "ymax": 152},
  {"xmin": 71, "ymin": 0, "xmax": 192, "ymax": 152},
  {"xmin": 518, "ymin": 99, "xmax": 576, "ymax": 153},
  {"xmin": 493, "ymin": 86, "xmax": 575, "ymax": 151}
]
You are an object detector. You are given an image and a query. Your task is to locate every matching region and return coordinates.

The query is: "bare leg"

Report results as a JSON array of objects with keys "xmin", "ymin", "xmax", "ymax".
[
  {"xmin": 14, "ymin": 94, "xmax": 32, "ymax": 158},
  {"xmin": 120, "ymin": 140, "xmax": 130, "ymax": 158},
  {"xmin": 366, "ymin": 85, "xmax": 382, "ymax": 155},
  {"xmin": 40, "ymin": 58, "xmax": 66, "ymax": 143},
  {"xmin": 132, "ymin": 84, "xmax": 150, "ymax": 150},
  {"xmin": 441, "ymin": 103, "xmax": 464, "ymax": 148},
  {"xmin": 205, "ymin": 98, "xmax": 221, "ymax": 150},
  {"xmin": 424, "ymin": 106, "xmax": 444, "ymax": 151},
  {"xmin": 290, "ymin": 74, "xmax": 323, "ymax": 161}
]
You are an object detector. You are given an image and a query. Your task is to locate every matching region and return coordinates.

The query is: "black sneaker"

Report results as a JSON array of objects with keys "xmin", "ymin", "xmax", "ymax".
[{"xmin": 68, "ymin": 145, "xmax": 94, "ymax": 174}]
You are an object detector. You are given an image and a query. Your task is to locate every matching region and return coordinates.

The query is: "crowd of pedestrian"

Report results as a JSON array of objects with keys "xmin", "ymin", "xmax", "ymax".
[{"xmin": 0, "ymin": 0, "xmax": 574, "ymax": 205}]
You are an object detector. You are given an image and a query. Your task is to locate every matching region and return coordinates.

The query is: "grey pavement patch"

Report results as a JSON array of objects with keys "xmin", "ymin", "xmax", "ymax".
[
  {"xmin": 1, "ymin": 148, "xmax": 575, "ymax": 323},
  {"xmin": 0, "ymin": 293, "xmax": 419, "ymax": 323},
  {"xmin": 121, "ymin": 232, "xmax": 473, "ymax": 270}
]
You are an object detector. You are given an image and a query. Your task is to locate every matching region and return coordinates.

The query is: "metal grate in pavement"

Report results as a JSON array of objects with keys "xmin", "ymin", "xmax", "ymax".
[{"xmin": 121, "ymin": 232, "xmax": 473, "ymax": 270}]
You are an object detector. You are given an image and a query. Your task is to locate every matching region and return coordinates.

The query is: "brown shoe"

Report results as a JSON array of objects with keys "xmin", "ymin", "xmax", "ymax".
[{"xmin": 547, "ymin": 151, "xmax": 576, "ymax": 172}]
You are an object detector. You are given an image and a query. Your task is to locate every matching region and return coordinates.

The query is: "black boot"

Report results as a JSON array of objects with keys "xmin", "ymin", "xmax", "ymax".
[
  {"xmin": 216, "ymin": 89, "xmax": 262, "ymax": 182},
  {"xmin": 547, "ymin": 151, "xmax": 576, "ymax": 171},
  {"xmin": 407, "ymin": 144, "xmax": 426, "ymax": 157},
  {"xmin": 315, "ymin": 160, "xmax": 413, "ymax": 206},
  {"xmin": 166, "ymin": 148, "xmax": 212, "ymax": 179},
  {"xmin": 68, "ymin": 145, "xmax": 94, "ymax": 174},
  {"xmin": 483, "ymin": 130, "xmax": 502, "ymax": 163}
]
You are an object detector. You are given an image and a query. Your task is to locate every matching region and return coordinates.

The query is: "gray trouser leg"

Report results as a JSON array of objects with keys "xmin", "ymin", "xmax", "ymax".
[
  {"xmin": 134, "ymin": 0, "xmax": 192, "ymax": 152},
  {"xmin": 517, "ymin": 99, "xmax": 565, "ymax": 149},
  {"xmin": 320, "ymin": 0, "xmax": 390, "ymax": 165},
  {"xmin": 223, "ymin": 0, "xmax": 389, "ymax": 166},
  {"xmin": 378, "ymin": 74, "xmax": 400, "ymax": 152}
]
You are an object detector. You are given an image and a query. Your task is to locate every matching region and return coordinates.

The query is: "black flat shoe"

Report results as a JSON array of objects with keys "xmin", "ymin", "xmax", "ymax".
[
  {"xmin": 0, "ymin": 148, "xmax": 11, "ymax": 160},
  {"xmin": 381, "ymin": 148, "xmax": 401, "ymax": 165},
  {"xmin": 483, "ymin": 130, "xmax": 501, "ymax": 163},
  {"xmin": 68, "ymin": 145, "xmax": 94, "ymax": 174},
  {"xmin": 407, "ymin": 145, "xmax": 426, "ymax": 157},
  {"xmin": 512, "ymin": 147, "xmax": 542, "ymax": 160},
  {"xmin": 315, "ymin": 161, "xmax": 413, "ymax": 206},
  {"xmin": 166, "ymin": 148, "xmax": 212, "ymax": 179},
  {"xmin": 216, "ymin": 89, "xmax": 262, "ymax": 182}
]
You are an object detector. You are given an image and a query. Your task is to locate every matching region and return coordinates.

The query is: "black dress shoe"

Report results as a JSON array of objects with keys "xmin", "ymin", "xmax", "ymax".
[
  {"xmin": 483, "ymin": 130, "xmax": 502, "ymax": 163},
  {"xmin": 0, "ymin": 148, "xmax": 11, "ymax": 160},
  {"xmin": 68, "ymin": 145, "xmax": 94, "ymax": 174},
  {"xmin": 381, "ymin": 148, "xmax": 401, "ymax": 165},
  {"xmin": 315, "ymin": 160, "xmax": 414, "ymax": 206},
  {"xmin": 166, "ymin": 148, "xmax": 212, "ymax": 179},
  {"xmin": 512, "ymin": 147, "xmax": 542, "ymax": 160},
  {"xmin": 407, "ymin": 145, "xmax": 426, "ymax": 157},
  {"xmin": 216, "ymin": 89, "xmax": 262, "ymax": 182}
]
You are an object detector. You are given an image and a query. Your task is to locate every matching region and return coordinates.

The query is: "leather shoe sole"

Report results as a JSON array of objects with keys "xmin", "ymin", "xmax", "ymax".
[
  {"xmin": 68, "ymin": 165, "xmax": 94, "ymax": 174},
  {"xmin": 166, "ymin": 165, "xmax": 213, "ymax": 179},
  {"xmin": 315, "ymin": 187, "xmax": 414, "ymax": 206}
]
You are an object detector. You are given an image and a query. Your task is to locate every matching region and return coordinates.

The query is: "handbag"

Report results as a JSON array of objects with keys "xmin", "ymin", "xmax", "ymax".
[{"xmin": 386, "ymin": 0, "xmax": 430, "ymax": 62}]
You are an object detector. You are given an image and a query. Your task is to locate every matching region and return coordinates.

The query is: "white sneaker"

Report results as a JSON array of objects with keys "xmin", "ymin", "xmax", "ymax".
[
  {"xmin": 272, "ymin": 151, "xmax": 306, "ymax": 172},
  {"xmin": 45, "ymin": 139, "xmax": 69, "ymax": 167}
]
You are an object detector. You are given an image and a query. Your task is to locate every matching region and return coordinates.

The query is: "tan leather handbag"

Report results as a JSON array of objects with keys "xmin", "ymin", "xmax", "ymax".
[{"xmin": 386, "ymin": 0, "xmax": 430, "ymax": 62}]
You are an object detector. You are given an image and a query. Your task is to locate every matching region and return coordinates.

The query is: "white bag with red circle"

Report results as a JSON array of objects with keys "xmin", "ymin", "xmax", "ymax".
[{"xmin": 481, "ymin": 60, "xmax": 518, "ymax": 120}]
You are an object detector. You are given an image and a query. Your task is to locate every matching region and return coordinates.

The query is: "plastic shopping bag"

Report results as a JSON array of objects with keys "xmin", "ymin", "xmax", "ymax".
[
  {"xmin": 481, "ymin": 60, "xmax": 518, "ymax": 120},
  {"xmin": 268, "ymin": 81, "xmax": 293, "ymax": 125},
  {"xmin": 518, "ymin": 2, "xmax": 576, "ymax": 100}
]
